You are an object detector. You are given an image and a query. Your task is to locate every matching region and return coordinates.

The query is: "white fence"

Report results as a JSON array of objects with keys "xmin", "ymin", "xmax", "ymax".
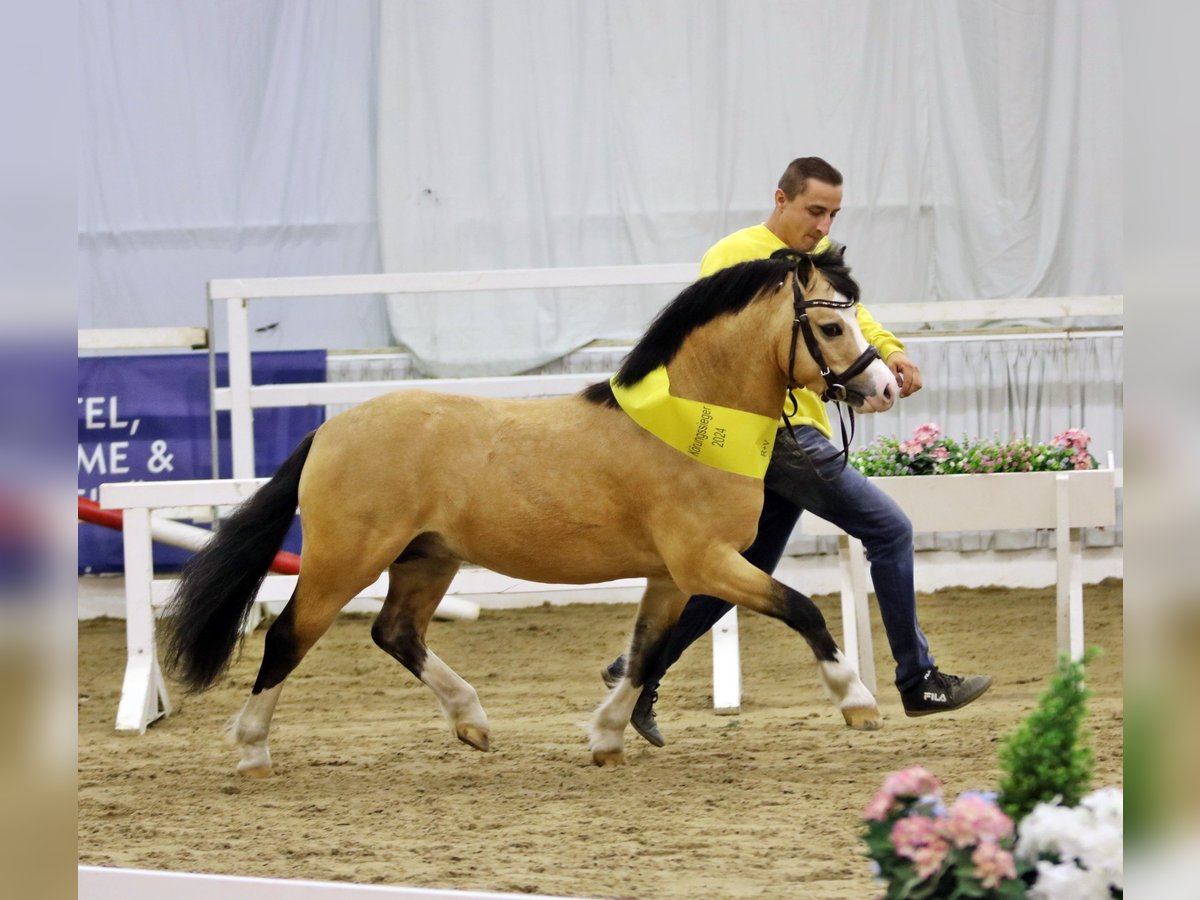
[
  {"xmin": 99, "ymin": 466, "xmax": 1119, "ymax": 733},
  {"xmin": 87, "ymin": 263, "xmax": 1122, "ymax": 732},
  {"xmin": 97, "ymin": 476, "xmax": 642, "ymax": 735},
  {"xmin": 77, "ymin": 865, "xmax": 589, "ymax": 900},
  {"xmin": 205, "ymin": 264, "xmax": 1121, "ymax": 478},
  {"xmin": 710, "ymin": 467, "xmax": 1120, "ymax": 710}
]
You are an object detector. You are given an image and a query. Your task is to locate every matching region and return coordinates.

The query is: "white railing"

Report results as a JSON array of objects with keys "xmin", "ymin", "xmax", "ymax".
[
  {"xmin": 84, "ymin": 272, "xmax": 1123, "ymax": 731},
  {"xmin": 99, "ymin": 466, "xmax": 1120, "ymax": 730},
  {"xmin": 208, "ymin": 264, "xmax": 699, "ymax": 477},
  {"xmin": 97, "ymin": 477, "xmax": 643, "ymax": 735},
  {"xmin": 77, "ymin": 865, "xmax": 588, "ymax": 900},
  {"xmin": 710, "ymin": 468, "xmax": 1120, "ymax": 711},
  {"xmin": 205, "ymin": 265, "xmax": 1121, "ymax": 478},
  {"xmin": 78, "ymin": 326, "xmax": 209, "ymax": 352}
]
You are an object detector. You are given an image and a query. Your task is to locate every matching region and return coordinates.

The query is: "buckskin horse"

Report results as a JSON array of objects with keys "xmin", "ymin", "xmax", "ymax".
[{"xmin": 165, "ymin": 249, "xmax": 898, "ymax": 776}]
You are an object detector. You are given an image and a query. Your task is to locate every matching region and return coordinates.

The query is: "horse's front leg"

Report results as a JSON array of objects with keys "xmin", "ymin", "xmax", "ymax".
[
  {"xmin": 589, "ymin": 577, "xmax": 686, "ymax": 766},
  {"xmin": 680, "ymin": 547, "xmax": 882, "ymax": 731}
]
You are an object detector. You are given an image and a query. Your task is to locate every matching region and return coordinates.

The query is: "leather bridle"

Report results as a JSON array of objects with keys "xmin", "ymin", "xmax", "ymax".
[{"xmin": 774, "ymin": 249, "xmax": 880, "ymax": 471}]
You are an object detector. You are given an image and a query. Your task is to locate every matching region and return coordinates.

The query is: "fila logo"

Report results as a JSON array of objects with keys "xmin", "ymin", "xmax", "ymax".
[{"xmin": 923, "ymin": 692, "xmax": 947, "ymax": 703}]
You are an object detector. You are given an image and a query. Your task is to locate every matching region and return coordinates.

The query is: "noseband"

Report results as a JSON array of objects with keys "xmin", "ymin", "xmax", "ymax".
[{"xmin": 775, "ymin": 249, "xmax": 880, "ymax": 471}]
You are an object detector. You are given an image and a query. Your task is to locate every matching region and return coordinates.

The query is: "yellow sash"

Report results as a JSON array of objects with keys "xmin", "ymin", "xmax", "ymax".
[{"xmin": 610, "ymin": 366, "xmax": 778, "ymax": 479}]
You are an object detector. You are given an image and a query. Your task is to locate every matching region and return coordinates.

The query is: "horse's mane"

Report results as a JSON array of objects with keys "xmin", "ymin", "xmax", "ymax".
[{"xmin": 582, "ymin": 250, "xmax": 859, "ymax": 407}]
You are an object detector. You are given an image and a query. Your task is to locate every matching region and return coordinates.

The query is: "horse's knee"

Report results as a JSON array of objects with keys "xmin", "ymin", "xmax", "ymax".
[{"xmin": 371, "ymin": 617, "xmax": 427, "ymax": 676}]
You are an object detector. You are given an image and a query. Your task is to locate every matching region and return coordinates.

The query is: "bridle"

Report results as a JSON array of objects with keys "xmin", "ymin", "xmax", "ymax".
[{"xmin": 774, "ymin": 248, "xmax": 880, "ymax": 471}]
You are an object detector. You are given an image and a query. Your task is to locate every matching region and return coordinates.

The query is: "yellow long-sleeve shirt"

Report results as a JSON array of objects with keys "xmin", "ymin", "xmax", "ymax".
[{"xmin": 698, "ymin": 224, "xmax": 905, "ymax": 438}]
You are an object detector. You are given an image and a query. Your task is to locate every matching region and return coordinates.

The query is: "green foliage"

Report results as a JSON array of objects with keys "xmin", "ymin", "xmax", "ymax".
[
  {"xmin": 850, "ymin": 424, "xmax": 1099, "ymax": 478},
  {"xmin": 997, "ymin": 651, "xmax": 1097, "ymax": 822}
]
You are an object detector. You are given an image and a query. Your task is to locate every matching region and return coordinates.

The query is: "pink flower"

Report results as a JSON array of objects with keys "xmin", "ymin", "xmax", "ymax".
[
  {"xmin": 971, "ymin": 840, "xmax": 1017, "ymax": 889},
  {"xmin": 1071, "ymin": 450, "xmax": 1093, "ymax": 470},
  {"xmin": 1052, "ymin": 428, "xmax": 1091, "ymax": 450},
  {"xmin": 881, "ymin": 766, "xmax": 942, "ymax": 800},
  {"xmin": 938, "ymin": 795, "xmax": 1014, "ymax": 848},
  {"xmin": 900, "ymin": 438, "xmax": 923, "ymax": 456},
  {"xmin": 932, "ymin": 447, "xmax": 950, "ymax": 462},
  {"xmin": 911, "ymin": 841, "xmax": 952, "ymax": 880},
  {"xmin": 891, "ymin": 817, "xmax": 950, "ymax": 880},
  {"xmin": 864, "ymin": 789, "xmax": 896, "ymax": 822},
  {"xmin": 912, "ymin": 422, "xmax": 942, "ymax": 449}
]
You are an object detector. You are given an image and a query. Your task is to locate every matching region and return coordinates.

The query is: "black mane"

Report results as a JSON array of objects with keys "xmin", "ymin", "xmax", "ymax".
[{"xmin": 580, "ymin": 250, "xmax": 860, "ymax": 409}]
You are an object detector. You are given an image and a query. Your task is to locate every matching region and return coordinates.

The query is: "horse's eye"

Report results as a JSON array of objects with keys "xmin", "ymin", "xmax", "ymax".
[{"xmin": 820, "ymin": 323, "xmax": 843, "ymax": 338}]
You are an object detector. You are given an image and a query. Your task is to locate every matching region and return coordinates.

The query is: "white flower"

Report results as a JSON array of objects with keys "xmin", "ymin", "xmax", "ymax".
[
  {"xmin": 1017, "ymin": 802, "xmax": 1086, "ymax": 860},
  {"xmin": 1017, "ymin": 788, "xmax": 1123, "ymax": 898},
  {"xmin": 1029, "ymin": 860, "xmax": 1111, "ymax": 899},
  {"xmin": 1080, "ymin": 786, "xmax": 1123, "ymax": 830}
]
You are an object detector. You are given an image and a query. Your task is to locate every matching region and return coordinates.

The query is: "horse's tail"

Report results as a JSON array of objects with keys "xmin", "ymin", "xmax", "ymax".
[{"xmin": 163, "ymin": 431, "xmax": 316, "ymax": 692}]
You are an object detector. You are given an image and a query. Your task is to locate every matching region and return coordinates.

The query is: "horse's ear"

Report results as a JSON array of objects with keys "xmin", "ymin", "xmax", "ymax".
[
  {"xmin": 795, "ymin": 253, "xmax": 814, "ymax": 283},
  {"xmin": 768, "ymin": 246, "xmax": 813, "ymax": 286}
]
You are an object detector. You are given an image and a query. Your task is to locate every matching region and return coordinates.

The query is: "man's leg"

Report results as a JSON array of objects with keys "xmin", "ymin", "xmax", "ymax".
[
  {"xmin": 765, "ymin": 426, "xmax": 931, "ymax": 689},
  {"xmin": 767, "ymin": 427, "xmax": 990, "ymax": 714}
]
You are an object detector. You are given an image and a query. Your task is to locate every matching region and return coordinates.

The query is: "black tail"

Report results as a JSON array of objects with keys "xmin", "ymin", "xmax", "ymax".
[{"xmin": 163, "ymin": 431, "xmax": 316, "ymax": 692}]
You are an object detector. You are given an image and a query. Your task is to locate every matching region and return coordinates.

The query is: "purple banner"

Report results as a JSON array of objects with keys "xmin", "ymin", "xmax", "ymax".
[{"xmin": 77, "ymin": 351, "xmax": 325, "ymax": 573}]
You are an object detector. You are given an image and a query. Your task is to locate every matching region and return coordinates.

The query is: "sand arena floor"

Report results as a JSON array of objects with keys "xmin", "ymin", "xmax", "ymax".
[{"xmin": 78, "ymin": 581, "xmax": 1122, "ymax": 899}]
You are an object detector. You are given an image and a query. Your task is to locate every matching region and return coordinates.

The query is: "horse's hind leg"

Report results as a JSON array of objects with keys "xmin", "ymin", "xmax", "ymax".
[
  {"xmin": 589, "ymin": 577, "xmax": 687, "ymax": 766},
  {"xmin": 370, "ymin": 552, "xmax": 491, "ymax": 752},
  {"xmin": 233, "ymin": 561, "xmax": 384, "ymax": 777}
]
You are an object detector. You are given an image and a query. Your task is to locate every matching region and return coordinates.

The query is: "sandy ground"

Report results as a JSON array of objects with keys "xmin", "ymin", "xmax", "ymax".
[{"xmin": 78, "ymin": 581, "xmax": 1122, "ymax": 899}]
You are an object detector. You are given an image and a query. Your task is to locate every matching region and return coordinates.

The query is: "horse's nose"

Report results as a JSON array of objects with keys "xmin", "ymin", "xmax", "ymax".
[{"xmin": 882, "ymin": 383, "xmax": 894, "ymax": 404}]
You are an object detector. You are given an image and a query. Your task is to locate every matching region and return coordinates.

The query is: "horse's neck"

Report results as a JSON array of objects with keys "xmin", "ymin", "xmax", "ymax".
[{"xmin": 666, "ymin": 314, "xmax": 789, "ymax": 417}]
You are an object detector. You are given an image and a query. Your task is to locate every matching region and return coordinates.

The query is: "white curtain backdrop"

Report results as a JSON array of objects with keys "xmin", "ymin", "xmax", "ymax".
[
  {"xmin": 377, "ymin": 0, "xmax": 1121, "ymax": 375},
  {"xmin": 77, "ymin": 0, "xmax": 1122, "ymax": 466},
  {"xmin": 78, "ymin": 0, "xmax": 387, "ymax": 351}
]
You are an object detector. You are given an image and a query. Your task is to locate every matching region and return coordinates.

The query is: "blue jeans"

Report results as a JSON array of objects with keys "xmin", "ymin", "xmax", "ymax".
[{"xmin": 644, "ymin": 425, "xmax": 934, "ymax": 694}]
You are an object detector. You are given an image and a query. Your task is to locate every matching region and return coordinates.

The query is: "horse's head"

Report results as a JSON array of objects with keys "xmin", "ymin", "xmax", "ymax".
[{"xmin": 778, "ymin": 251, "xmax": 897, "ymax": 413}]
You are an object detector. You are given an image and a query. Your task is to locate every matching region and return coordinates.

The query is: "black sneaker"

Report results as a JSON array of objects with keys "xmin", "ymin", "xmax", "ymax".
[
  {"xmin": 631, "ymin": 689, "xmax": 665, "ymax": 747},
  {"xmin": 601, "ymin": 655, "xmax": 627, "ymax": 689},
  {"xmin": 901, "ymin": 668, "xmax": 993, "ymax": 717}
]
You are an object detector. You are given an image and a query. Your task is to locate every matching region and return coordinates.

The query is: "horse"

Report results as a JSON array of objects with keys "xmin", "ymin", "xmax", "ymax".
[{"xmin": 164, "ymin": 249, "xmax": 899, "ymax": 776}]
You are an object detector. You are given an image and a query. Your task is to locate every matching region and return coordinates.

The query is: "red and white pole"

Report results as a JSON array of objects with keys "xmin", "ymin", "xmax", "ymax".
[{"xmin": 78, "ymin": 496, "xmax": 301, "ymax": 574}]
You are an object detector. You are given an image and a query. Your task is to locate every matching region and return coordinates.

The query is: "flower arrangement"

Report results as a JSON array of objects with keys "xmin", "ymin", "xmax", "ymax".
[
  {"xmin": 863, "ymin": 653, "xmax": 1123, "ymax": 898},
  {"xmin": 863, "ymin": 767, "xmax": 1025, "ymax": 898},
  {"xmin": 850, "ymin": 423, "xmax": 1099, "ymax": 478}
]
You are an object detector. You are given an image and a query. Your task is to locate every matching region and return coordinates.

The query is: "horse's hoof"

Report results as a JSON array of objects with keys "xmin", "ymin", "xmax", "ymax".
[
  {"xmin": 842, "ymin": 705, "xmax": 883, "ymax": 731},
  {"xmin": 456, "ymin": 724, "xmax": 490, "ymax": 752},
  {"xmin": 237, "ymin": 763, "xmax": 274, "ymax": 779},
  {"xmin": 592, "ymin": 749, "xmax": 625, "ymax": 767}
]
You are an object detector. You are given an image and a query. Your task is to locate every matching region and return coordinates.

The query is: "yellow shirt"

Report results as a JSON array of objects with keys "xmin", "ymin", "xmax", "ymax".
[{"xmin": 698, "ymin": 224, "xmax": 905, "ymax": 438}]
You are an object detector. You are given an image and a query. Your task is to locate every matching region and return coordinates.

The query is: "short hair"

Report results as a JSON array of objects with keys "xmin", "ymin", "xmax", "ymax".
[{"xmin": 777, "ymin": 157, "xmax": 843, "ymax": 199}]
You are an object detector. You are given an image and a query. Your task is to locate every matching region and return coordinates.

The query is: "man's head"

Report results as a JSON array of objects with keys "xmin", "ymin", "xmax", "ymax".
[{"xmin": 766, "ymin": 157, "xmax": 843, "ymax": 252}]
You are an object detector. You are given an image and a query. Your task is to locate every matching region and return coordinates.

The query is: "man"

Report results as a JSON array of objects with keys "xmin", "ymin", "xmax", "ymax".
[{"xmin": 603, "ymin": 157, "xmax": 992, "ymax": 746}]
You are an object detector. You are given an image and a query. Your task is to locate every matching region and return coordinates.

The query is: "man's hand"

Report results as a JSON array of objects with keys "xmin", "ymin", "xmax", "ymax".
[{"xmin": 886, "ymin": 351, "xmax": 922, "ymax": 398}]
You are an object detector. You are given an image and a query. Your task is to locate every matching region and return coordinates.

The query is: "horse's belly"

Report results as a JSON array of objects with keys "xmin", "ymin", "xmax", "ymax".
[{"xmin": 450, "ymin": 511, "xmax": 667, "ymax": 586}]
